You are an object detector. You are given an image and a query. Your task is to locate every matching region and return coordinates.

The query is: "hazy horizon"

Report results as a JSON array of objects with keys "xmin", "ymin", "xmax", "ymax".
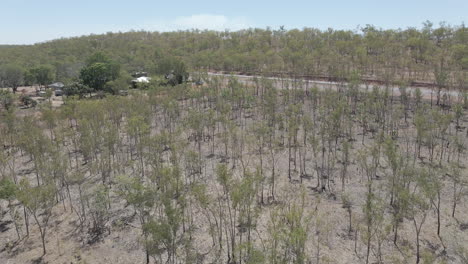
[{"xmin": 1, "ymin": 0, "xmax": 466, "ymax": 45}]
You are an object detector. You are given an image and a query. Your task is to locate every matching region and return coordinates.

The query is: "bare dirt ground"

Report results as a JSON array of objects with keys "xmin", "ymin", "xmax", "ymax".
[
  {"xmin": 15, "ymin": 86, "xmax": 64, "ymax": 108},
  {"xmin": 1, "ymin": 83, "xmax": 467, "ymax": 264},
  {"xmin": 2, "ymin": 147, "xmax": 466, "ymax": 263}
]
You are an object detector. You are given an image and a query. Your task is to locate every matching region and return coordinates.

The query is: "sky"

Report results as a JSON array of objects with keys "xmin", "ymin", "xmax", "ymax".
[{"xmin": 0, "ymin": 0, "xmax": 466, "ymax": 45}]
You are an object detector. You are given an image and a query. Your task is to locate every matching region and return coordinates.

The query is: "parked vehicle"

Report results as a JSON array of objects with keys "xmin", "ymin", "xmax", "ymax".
[
  {"xmin": 55, "ymin": 89, "xmax": 63, "ymax": 96},
  {"xmin": 36, "ymin": 90, "xmax": 47, "ymax": 97}
]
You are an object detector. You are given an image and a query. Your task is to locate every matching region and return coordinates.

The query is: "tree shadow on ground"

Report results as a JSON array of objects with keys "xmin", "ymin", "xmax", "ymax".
[{"xmin": 0, "ymin": 219, "xmax": 12, "ymax": 233}]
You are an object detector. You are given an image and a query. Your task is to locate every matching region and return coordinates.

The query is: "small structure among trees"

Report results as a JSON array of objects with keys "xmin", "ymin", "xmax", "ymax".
[
  {"xmin": 48, "ymin": 82, "xmax": 64, "ymax": 90},
  {"xmin": 131, "ymin": 72, "xmax": 151, "ymax": 88}
]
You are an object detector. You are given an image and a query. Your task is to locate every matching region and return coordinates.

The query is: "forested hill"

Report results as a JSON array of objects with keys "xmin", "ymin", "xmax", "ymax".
[{"xmin": 1, "ymin": 24, "xmax": 467, "ymax": 86}]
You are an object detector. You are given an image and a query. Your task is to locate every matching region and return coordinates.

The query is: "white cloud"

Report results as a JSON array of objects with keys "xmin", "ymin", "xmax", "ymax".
[{"xmin": 149, "ymin": 14, "xmax": 252, "ymax": 32}]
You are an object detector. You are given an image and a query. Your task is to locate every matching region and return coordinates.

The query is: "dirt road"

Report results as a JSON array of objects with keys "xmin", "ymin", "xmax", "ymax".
[{"xmin": 207, "ymin": 72, "xmax": 463, "ymax": 101}]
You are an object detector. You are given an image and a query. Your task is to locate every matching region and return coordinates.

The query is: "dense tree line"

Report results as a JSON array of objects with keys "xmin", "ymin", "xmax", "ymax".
[{"xmin": 0, "ymin": 22, "xmax": 467, "ymax": 87}]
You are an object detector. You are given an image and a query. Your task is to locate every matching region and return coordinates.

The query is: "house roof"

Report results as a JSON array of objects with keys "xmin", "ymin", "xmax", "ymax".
[
  {"xmin": 48, "ymin": 82, "xmax": 64, "ymax": 88},
  {"xmin": 132, "ymin": 76, "xmax": 151, "ymax": 83}
]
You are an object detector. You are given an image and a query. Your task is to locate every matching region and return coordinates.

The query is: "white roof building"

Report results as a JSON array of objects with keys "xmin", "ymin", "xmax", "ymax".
[
  {"xmin": 132, "ymin": 76, "xmax": 151, "ymax": 83},
  {"xmin": 48, "ymin": 82, "xmax": 64, "ymax": 89}
]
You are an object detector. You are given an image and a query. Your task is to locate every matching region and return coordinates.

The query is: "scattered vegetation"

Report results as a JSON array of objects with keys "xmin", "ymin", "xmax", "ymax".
[{"xmin": 0, "ymin": 23, "xmax": 467, "ymax": 264}]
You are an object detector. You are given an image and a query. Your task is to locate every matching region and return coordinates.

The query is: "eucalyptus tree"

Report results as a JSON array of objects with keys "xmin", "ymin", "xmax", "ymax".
[
  {"xmin": 406, "ymin": 167, "xmax": 433, "ymax": 264},
  {"xmin": 46, "ymin": 144, "xmax": 69, "ymax": 210},
  {"xmin": 414, "ymin": 108, "xmax": 429, "ymax": 159},
  {"xmin": 0, "ymin": 109, "xmax": 20, "ymax": 183},
  {"xmin": 145, "ymin": 165, "xmax": 187, "ymax": 264},
  {"xmin": 340, "ymin": 140, "xmax": 351, "ymax": 191},
  {"xmin": 18, "ymin": 116, "xmax": 53, "ymax": 186},
  {"xmin": 215, "ymin": 163, "xmax": 238, "ymax": 262},
  {"xmin": 453, "ymin": 103, "xmax": 464, "ymax": 130},
  {"xmin": 388, "ymin": 105, "xmax": 404, "ymax": 139},
  {"xmin": 229, "ymin": 124, "xmax": 245, "ymax": 173},
  {"xmin": 361, "ymin": 181, "xmax": 386, "ymax": 264},
  {"xmin": 266, "ymin": 205, "xmax": 283, "ymax": 263},
  {"xmin": 434, "ymin": 67, "xmax": 449, "ymax": 106},
  {"xmin": 40, "ymin": 105, "xmax": 59, "ymax": 142},
  {"xmin": 63, "ymin": 82, "xmax": 93, "ymax": 98},
  {"xmin": 28, "ymin": 65, "xmax": 55, "ymax": 89},
  {"xmin": 313, "ymin": 98, "xmax": 343, "ymax": 192},
  {"xmin": 88, "ymin": 184, "xmax": 111, "ymax": 241},
  {"xmin": 300, "ymin": 115, "xmax": 313, "ymax": 180},
  {"xmin": 267, "ymin": 131, "xmax": 282, "ymax": 201},
  {"xmin": 218, "ymin": 107, "xmax": 233, "ymax": 161},
  {"xmin": 161, "ymin": 98, "xmax": 181, "ymax": 134},
  {"xmin": 116, "ymin": 175, "xmax": 156, "ymax": 264},
  {"xmin": 0, "ymin": 179, "xmax": 21, "ymax": 240},
  {"xmin": 260, "ymin": 79, "xmax": 278, "ymax": 137},
  {"xmin": 285, "ymin": 103, "xmax": 301, "ymax": 182},
  {"xmin": 75, "ymin": 118, "xmax": 95, "ymax": 165},
  {"xmin": 435, "ymin": 111, "xmax": 453, "ymax": 165},
  {"xmin": 18, "ymin": 180, "xmax": 56, "ymax": 256},
  {"xmin": 357, "ymin": 142, "xmax": 381, "ymax": 183},
  {"xmin": 145, "ymin": 132, "xmax": 170, "ymax": 176},
  {"xmin": 0, "ymin": 136, "xmax": 9, "ymax": 181},
  {"xmin": 185, "ymin": 110, "xmax": 205, "ymax": 161},
  {"xmin": 447, "ymin": 163, "xmax": 467, "ymax": 218},
  {"xmin": 251, "ymin": 121, "xmax": 270, "ymax": 203},
  {"xmin": 309, "ymin": 123, "xmax": 324, "ymax": 191},
  {"xmin": 341, "ymin": 193, "xmax": 354, "ymax": 236},
  {"xmin": 357, "ymin": 97, "xmax": 370, "ymax": 144},
  {"xmin": 398, "ymin": 84, "xmax": 411, "ymax": 123},
  {"xmin": 204, "ymin": 108, "xmax": 217, "ymax": 156},
  {"xmin": 231, "ymin": 169, "xmax": 262, "ymax": 263},
  {"xmin": 267, "ymin": 188, "xmax": 311, "ymax": 264},
  {"xmin": 422, "ymin": 109, "xmax": 453, "ymax": 164},
  {"xmin": 416, "ymin": 165, "xmax": 444, "ymax": 248},
  {"xmin": 0, "ymin": 89, "xmax": 15, "ymax": 110},
  {"xmin": 79, "ymin": 52, "xmax": 120, "ymax": 92},
  {"xmin": 358, "ymin": 146, "xmax": 385, "ymax": 264},
  {"xmin": 0, "ymin": 64, "xmax": 24, "ymax": 93},
  {"xmin": 100, "ymin": 118, "xmax": 121, "ymax": 177},
  {"xmin": 126, "ymin": 115, "xmax": 151, "ymax": 177},
  {"xmin": 189, "ymin": 181, "xmax": 221, "ymax": 252},
  {"xmin": 383, "ymin": 136, "xmax": 404, "ymax": 206},
  {"xmin": 66, "ymin": 169, "xmax": 88, "ymax": 229}
]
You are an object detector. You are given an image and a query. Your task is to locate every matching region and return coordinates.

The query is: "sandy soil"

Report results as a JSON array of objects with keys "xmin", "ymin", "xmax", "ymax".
[
  {"xmin": 15, "ymin": 86, "xmax": 64, "ymax": 108},
  {"xmin": 0, "ymin": 84, "xmax": 467, "ymax": 264}
]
